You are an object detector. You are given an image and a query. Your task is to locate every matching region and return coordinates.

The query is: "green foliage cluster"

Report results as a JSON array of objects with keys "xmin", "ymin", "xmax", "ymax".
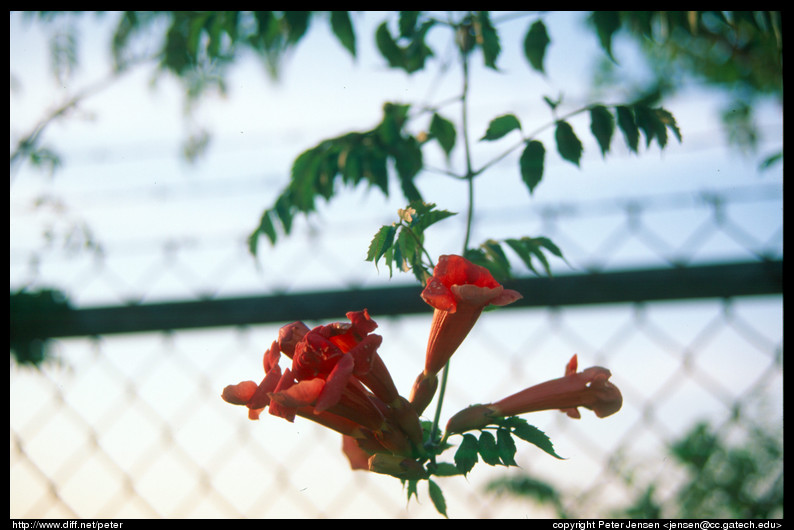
[
  {"xmin": 401, "ymin": 415, "xmax": 564, "ymax": 518},
  {"xmin": 477, "ymin": 102, "xmax": 681, "ymax": 192},
  {"xmin": 605, "ymin": 11, "xmax": 782, "ymax": 97},
  {"xmin": 453, "ymin": 417, "xmax": 564, "ymax": 476},
  {"xmin": 650, "ymin": 421, "xmax": 783, "ymax": 518},
  {"xmin": 243, "ymin": 12, "xmax": 683, "ymax": 281},
  {"xmin": 588, "ymin": 11, "xmax": 781, "ymax": 163},
  {"xmin": 365, "ymin": 201, "xmax": 574, "ymax": 284},
  {"xmin": 485, "ymin": 420, "xmax": 783, "ymax": 519},
  {"xmin": 14, "ymin": 11, "xmax": 779, "ymax": 178},
  {"xmin": 248, "ymin": 102, "xmax": 425, "ymax": 256},
  {"xmin": 10, "ymin": 288, "xmax": 71, "ymax": 367},
  {"xmin": 365, "ymin": 202, "xmax": 455, "ymax": 283}
]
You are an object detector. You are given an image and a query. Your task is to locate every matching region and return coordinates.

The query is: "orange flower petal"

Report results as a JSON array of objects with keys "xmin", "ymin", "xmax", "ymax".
[
  {"xmin": 221, "ymin": 380, "xmax": 258, "ymax": 405},
  {"xmin": 315, "ymin": 354, "xmax": 354, "ymax": 413},
  {"xmin": 270, "ymin": 377, "xmax": 325, "ymax": 408}
]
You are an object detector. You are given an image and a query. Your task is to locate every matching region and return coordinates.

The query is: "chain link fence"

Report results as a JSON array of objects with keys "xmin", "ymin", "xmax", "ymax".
[{"xmin": 10, "ymin": 183, "xmax": 782, "ymax": 518}]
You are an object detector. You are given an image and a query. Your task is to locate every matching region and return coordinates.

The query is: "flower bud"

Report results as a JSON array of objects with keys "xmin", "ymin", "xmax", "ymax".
[
  {"xmin": 445, "ymin": 404, "xmax": 497, "ymax": 434},
  {"xmin": 408, "ymin": 370, "xmax": 438, "ymax": 415},
  {"xmin": 368, "ymin": 454, "xmax": 427, "ymax": 480}
]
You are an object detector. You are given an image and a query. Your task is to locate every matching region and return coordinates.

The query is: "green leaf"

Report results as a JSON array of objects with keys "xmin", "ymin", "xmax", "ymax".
[
  {"xmin": 283, "ymin": 11, "xmax": 311, "ymax": 44},
  {"xmin": 478, "ymin": 431, "xmax": 502, "ymax": 466},
  {"xmin": 462, "ymin": 247, "xmax": 489, "ymax": 271},
  {"xmin": 497, "ymin": 428, "xmax": 518, "ymax": 466},
  {"xmin": 523, "ymin": 20, "xmax": 550, "ymax": 73},
  {"xmin": 543, "ymin": 94, "xmax": 562, "ymax": 111},
  {"xmin": 504, "ymin": 238, "xmax": 536, "ymax": 275},
  {"xmin": 329, "ymin": 11, "xmax": 356, "ymax": 57},
  {"xmin": 288, "ymin": 146, "xmax": 322, "ymax": 211},
  {"xmin": 504, "ymin": 236, "xmax": 567, "ymax": 277},
  {"xmin": 392, "ymin": 136, "xmax": 424, "ymax": 202},
  {"xmin": 591, "ymin": 11, "xmax": 621, "ymax": 62},
  {"xmin": 554, "ymin": 121, "xmax": 583, "ymax": 167},
  {"xmin": 632, "ymin": 105, "xmax": 682, "ymax": 150},
  {"xmin": 375, "ymin": 18, "xmax": 434, "ymax": 74},
  {"xmin": 634, "ymin": 105, "xmax": 664, "ymax": 147},
  {"xmin": 519, "ymin": 140, "xmax": 545, "ymax": 195},
  {"xmin": 402, "ymin": 20, "xmax": 435, "ymax": 74},
  {"xmin": 656, "ymin": 108, "xmax": 681, "ymax": 143},
  {"xmin": 480, "ymin": 239, "xmax": 511, "ymax": 282},
  {"xmin": 512, "ymin": 421, "xmax": 565, "ymax": 460},
  {"xmin": 254, "ymin": 209, "xmax": 278, "ymax": 245},
  {"xmin": 247, "ymin": 229, "xmax": 260, "ymax": 257},
  {"xmin": 759, "ymin": 150, "xmax": 782, "ymax": 171},
  {"xmin": 481, "ymin": 114, "xmax": 522, "ymax": 141},
  {"xmin": 509, "ymin": 238, "xmax": 547, "ymax": 276},
  {"xmin": 378, "ymin": 102, "xmax": 409, "ymax": 145},
  {"xmin": 616, "ymin": 105, "xmax": 639, "ymax": 153},
  {"xmin": 398, "ymin": 11, "xmax": 420, "ymax": 38},
  {"xmin": 589, "ymin": 105, "xmax": 615, "ymax": 157},
  {"xmin": 431, "ymin": 462, "xmax": 464, "ymax": 477},
  {"xmin": 11, "ymin": 288, "xmax": 72, "ymax": 367},
  {"xmin": 430, "ymin": 113, "xmax": 456, "ymax": 159},
  {"xmin": 454, "ymin": 433, "xmax": 479, "ymax": 475},
  {"xmin": 273, "ymin": 194, "xmax": 294, "ymax": 236},
  {"xmin": 405, "ymin": 479, "xmax": 419, "ymax": 503},
  {"xmin": 428, "ymin": 479, "xmax": 448, "ymax": 518},
  {"xmin": 475, "ymin": 11, "xmax": 500, "ymax": 69},
  {"xmin": 524, "ymin": 239, "xmax": 551, "ymax": 275},
  {"xmin": 366, "ymin": 224, "xmax": 397, "ymax": 268},
  {"xmin": 410, "ymin": 204, "xmax": 457, "ymax": 232},
  {"xmin": 50, "ymin": 24, "xmax": 78, "ymax": 85},
  {"xmin": 535, "ymin": 236, "xmax": 566, "ymax": 262},
  {"xmin": 484, "ymin": 475, "xmax": 562, "ymax": 506},
  {"xmin": 375, "ymin": 22, "xmax": 403, "ymax": 69},
  {"xmin": 395, "ymin": 227, "xmax": 420, "ymax": 274}
]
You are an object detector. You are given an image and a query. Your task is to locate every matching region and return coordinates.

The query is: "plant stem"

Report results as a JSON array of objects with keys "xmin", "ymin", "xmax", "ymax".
[
  {"xmin": 429, "ymin": 25, "xmax": 476, "ymax": 446},
  {"xmin": 460, "ymin": 44, "xmax": 475, "ymax": 254},
  {"xmin": 430, "ymin": 360, "xmax": 451, "ymax": 444}
]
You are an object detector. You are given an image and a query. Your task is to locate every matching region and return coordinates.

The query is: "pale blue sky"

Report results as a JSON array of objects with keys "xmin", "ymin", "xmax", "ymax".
[{"xmin": 11, "ymin": 12, "xmax": 782, "ymax": 299}]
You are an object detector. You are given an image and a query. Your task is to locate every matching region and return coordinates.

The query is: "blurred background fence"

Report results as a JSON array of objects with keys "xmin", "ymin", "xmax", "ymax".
[{"xmin": 10, "ymin": 182, "xmax": 783, "ymax": 518}]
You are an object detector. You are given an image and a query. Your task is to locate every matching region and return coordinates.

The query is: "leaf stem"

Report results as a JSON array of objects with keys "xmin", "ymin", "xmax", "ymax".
[
  {"xmin": 399, "ymin": 221, "xmax": 436, "ymax": 272},
  {"xmin": 472, "ymin": 104, "xmax": 596, "ymax": 178}
]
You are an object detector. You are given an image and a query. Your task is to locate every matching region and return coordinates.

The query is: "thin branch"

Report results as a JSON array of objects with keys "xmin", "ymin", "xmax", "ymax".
[
  {"xmin": 472, "ymin": 103, "xmax": 598, "ymax": 178},
  {"xmin": 460, "ymin": 47, "xmax": 475, "ymax": 254},
  {"xmin": 10, "ymin": 54, "xmax": 154, "ymax": 182}
]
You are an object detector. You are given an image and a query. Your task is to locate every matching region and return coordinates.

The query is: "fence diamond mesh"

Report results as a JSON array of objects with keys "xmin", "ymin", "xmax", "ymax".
[{"xmin": 10, "ymin": 184, "xmax": 783, "ymax": 518}]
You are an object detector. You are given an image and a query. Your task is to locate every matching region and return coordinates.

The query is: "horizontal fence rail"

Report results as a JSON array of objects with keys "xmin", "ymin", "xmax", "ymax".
[{"xmin": 12, "ymin": 260, "xmax": 782, "ymax": 340}]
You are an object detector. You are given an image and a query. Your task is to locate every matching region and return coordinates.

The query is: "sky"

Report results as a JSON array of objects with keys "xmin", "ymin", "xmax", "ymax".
[
  {"xmin": 10, "ymin": 12, "xmax": 783, "ymax": 298},
  {"xmin": 10, "ymin": 11, "xmax": 783, "ymax": 518}
]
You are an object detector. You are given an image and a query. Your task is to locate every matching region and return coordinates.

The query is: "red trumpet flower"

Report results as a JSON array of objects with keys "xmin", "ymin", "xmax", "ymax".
[
  {"xmin": 222, "ymin": 309, "xmax": 424, "ymax": 466},
  {"xmin": 446, "ymin": 355, "xmax": 623, "ymax": 434},
  {"xmin": 409, "ymin": 254, "xmax": 522, "ymax": 413}
]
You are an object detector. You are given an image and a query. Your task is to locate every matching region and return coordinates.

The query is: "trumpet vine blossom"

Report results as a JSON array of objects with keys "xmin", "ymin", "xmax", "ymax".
[
  {"xmin": 445, "ymin": 354, "xmax": 623, "ymax": 434},
  {"xmin": 222, "ymin": 309, "xmax": 425, "ymax": 463},
  {"xmin": 222, "ymin": 254, "xmax": 623, "ymax": 518},
  {"xmin": 409, "ymin": 254, "xmax": 522, "ymax": 414}
]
